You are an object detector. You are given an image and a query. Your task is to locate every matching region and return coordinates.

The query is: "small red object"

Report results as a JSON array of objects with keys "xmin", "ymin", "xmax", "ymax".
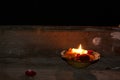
[
  {"xmin": 87, "ymin": 50, "xmax": 93, "ymax": 55},
  {"xmin": 79, "ymin": 54, "xmax": 90, "ymax": 62},
  {"xmin": 25, "ymin": 69, "xmax": 36, "ymax": 77},
  {"xmin": 76, "ymin": 54, "xmax": 80, "ymax": 59}
]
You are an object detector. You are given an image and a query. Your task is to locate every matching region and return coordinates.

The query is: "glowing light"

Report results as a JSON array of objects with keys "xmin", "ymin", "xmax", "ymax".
[{"xmin": 72, "ymin": 44, "xmax": 88, "ymax": 55}]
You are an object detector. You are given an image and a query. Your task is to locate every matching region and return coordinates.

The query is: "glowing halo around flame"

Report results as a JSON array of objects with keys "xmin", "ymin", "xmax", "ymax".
[{"xmin": 71, "ymin": 44, "xmax": 88, "ymax": 55}]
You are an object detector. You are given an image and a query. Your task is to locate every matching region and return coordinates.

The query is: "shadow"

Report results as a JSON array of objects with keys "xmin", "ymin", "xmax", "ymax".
[
  {"xmin": 73, "ymin": 69, "xmax": 97, "ymax": 80},
  {"xmin": 55, "ymin": 68, "xmax": 97, "ymax": 80}
]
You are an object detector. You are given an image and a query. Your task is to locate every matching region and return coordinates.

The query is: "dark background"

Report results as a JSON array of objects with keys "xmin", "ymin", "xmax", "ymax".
[{"xmin": 0, "ymin": 1, "xmax": 120, "ymax": 26}]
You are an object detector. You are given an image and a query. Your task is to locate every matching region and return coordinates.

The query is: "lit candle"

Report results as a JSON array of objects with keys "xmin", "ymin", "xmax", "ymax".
[{"xmin": 72, "ymin": 44, "xmax": 88, "ymax": 55}]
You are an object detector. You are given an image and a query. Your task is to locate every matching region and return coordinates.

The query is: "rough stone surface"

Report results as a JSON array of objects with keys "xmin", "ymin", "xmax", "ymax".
[
  {"xmin": 0, "ymin": 26, "xmax": 120, "ymax": 80},
  {"xmin": 91, "ymin": 70, "xmax": 120, "ymax": 80},
  {"xmin": 0, "ymin": 27, "xmax": 120, "ymax": 57}
]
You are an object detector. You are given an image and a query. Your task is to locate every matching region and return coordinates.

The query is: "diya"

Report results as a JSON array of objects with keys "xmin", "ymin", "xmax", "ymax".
[{"xmin": 61, "ymin": 44, "xmax": 100, "ymax": 68}]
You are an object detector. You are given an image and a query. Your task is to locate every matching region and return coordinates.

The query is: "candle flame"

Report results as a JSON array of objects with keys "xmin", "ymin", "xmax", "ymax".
[{"xmin": 72, "ymin": 44, "xmax": 88, "ymax": 55}]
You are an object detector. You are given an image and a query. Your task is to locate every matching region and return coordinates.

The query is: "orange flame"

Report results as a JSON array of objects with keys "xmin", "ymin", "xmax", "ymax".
[{"xmin": 72, "ymin": 44, "xmax": 88, "ymax": 55}]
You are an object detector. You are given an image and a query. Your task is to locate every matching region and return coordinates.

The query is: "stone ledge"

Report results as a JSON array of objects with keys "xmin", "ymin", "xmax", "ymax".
[
  {"xmin": 0, "ymin": 67, "xmax": 120, "ymax": 80},
  {"xmin": 91, "ymin": 70, "xmax": 120, "ymax": 80}
]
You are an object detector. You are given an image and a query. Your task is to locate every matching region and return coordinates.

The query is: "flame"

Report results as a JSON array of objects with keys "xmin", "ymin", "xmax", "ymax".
[{"xmin": 72, "ymin": 44, "xmax": 88, "ymax": 55}]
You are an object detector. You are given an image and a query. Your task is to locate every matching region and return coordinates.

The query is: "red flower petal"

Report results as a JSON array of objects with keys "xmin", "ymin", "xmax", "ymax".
[
  {"xmin": 25, "ymin": 69, "xmax": 36, "ymax": 77},
  {"xmin": 76, "ymin": 54, "xmax": 80, "ymax": 59},
  {"xmin": 87, "ymin": 50, "xmax": 94, "ymax": 55},
  {"xmin": 79, "ymin": 54, "xmax": 90, "ymax": 62}
]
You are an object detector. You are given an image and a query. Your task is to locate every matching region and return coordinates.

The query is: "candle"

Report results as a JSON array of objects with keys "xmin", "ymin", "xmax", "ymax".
[
  {"xmin": 64, "ymin": 44, "xmax": 97, "ymax": 62},
  {"xmin": 71, "ymin": 44, "xmax": 88, "ymax": 55},
  {"xmin": 61, "ymin": 44, "xmax": 101, "ymax": 68}
]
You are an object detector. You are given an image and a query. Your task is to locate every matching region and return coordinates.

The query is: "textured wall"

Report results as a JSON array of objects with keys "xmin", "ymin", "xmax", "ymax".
[{"xmin": 0, "ymin": 27, "xmax": 120, "ymax": 58}]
